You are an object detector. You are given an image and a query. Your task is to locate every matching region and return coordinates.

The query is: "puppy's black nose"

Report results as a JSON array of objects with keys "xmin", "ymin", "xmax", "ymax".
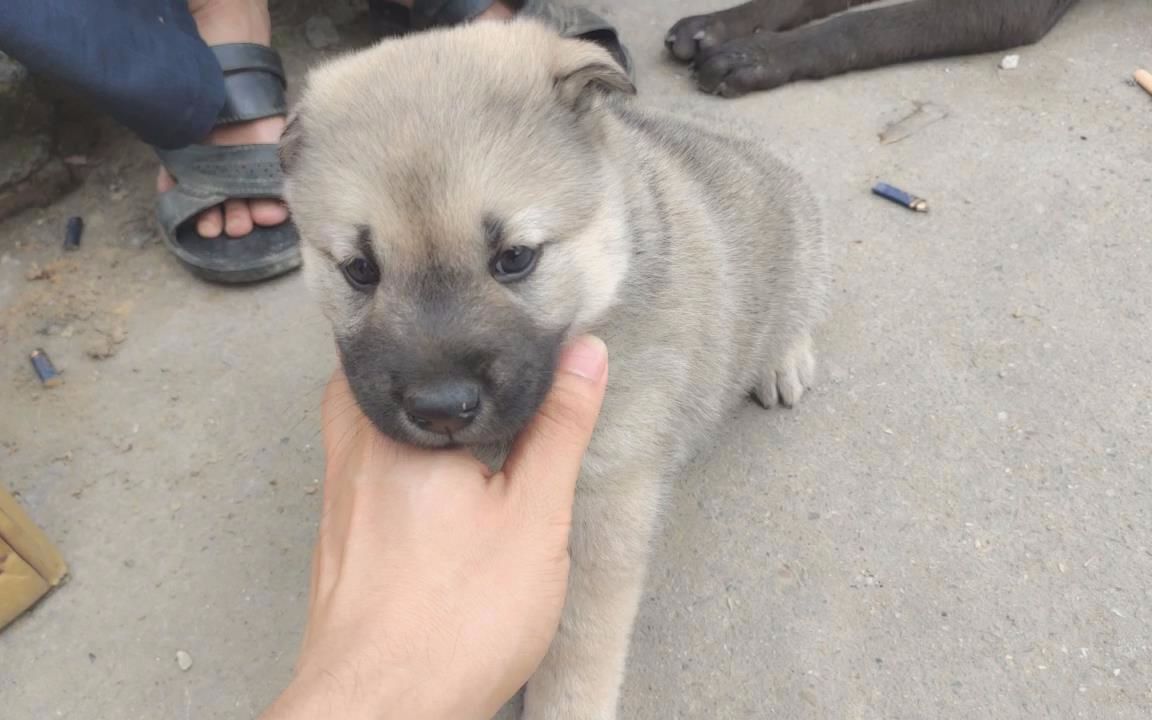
[{"xmin": 403, "ymin": 381, "xmax": 480, "ymax": 435}]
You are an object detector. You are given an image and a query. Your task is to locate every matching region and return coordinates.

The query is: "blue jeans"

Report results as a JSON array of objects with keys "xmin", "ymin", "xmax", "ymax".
[{"xmin": 0, "ymin": 0, "xmax": 227, "ymax": 149}]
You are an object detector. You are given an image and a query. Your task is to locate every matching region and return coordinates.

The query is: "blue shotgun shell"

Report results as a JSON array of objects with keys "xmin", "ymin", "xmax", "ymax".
[
  {"xmin": 64, "ymin": 216, "xmax": 84, "ymax": 251},
  {"xmin": 872, "ymin": 182, "xmax": 929, "ymax": 212},
  {"xmin": 30, "ymin": 348, "xmax": 63, "ymax": 387}
]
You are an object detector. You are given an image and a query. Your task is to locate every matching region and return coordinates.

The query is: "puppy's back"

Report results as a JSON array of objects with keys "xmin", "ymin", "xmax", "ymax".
[{"xmin": 604, "ymin": 99, "xmax": 827, "ymax": 377}]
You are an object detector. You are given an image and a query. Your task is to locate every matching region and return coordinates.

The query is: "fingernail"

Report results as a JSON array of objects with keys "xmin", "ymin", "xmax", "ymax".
[{"xmin": 558, "ymin": 335, "xmax": 607, "ymax": 381}]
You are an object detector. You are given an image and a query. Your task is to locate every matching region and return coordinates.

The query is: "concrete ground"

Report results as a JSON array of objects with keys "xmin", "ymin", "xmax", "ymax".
[{"xmin": 2, "ymin": 1, "xmax": 1150, "ymax": 717}]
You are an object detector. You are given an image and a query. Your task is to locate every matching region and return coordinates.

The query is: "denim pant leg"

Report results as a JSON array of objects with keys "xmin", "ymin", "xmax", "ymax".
[{"xmin": 0, "ymin": 0, "xmax": 226, "ymax": 149}]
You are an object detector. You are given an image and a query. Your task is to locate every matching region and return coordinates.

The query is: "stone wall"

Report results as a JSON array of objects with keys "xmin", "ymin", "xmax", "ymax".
[{"xmin": 0, "ymin": 52, "xmax": 101, "ymax": 222}]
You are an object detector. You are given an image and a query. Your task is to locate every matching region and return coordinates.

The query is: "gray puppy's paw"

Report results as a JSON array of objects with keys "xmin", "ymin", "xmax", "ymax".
[
  {"xmin": 752, "ymin": 333, "xmax": 816, "ymax": 409},
  {"xmin": 666, "ymin": 0, "xmax": 783, "ymax": 63},
  {"xmin": 666, "ymin": 12, "xmax": 742, "ymax": 62},
  {"xmin": 693, "ymin": 32, "xmax": 818, "ymax": 98}
]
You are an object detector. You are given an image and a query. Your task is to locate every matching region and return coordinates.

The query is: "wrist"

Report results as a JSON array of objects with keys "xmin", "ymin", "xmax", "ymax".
[{"xmin": 261, "ymin": 667, "xmax": 477, "ymax": 720}]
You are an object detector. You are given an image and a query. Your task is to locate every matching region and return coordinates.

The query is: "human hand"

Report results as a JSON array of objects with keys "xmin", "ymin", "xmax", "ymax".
[{"xmin": 261, "ymin": 335, "xmax": 609, "ymax": 720}]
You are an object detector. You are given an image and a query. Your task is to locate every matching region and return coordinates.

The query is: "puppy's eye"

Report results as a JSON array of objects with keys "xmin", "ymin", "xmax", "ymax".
[
  {"xmin": 341, "ymin": 257, "xmax": 381, "ymax": 290},
  {"xmin": 491, "ymin": 246, "xmax": 539, "ymax": 282}
]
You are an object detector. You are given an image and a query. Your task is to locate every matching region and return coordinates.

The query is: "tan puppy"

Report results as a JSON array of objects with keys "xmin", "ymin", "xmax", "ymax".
[{"xmin": 282, "ymin": 20, "xmax": 827, "ymax": 719}]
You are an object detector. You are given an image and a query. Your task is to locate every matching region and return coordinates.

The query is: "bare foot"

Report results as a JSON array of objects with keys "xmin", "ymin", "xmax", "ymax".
[
  {"xmin": 159, "ymin": 0, "xmax": 512, "ymax": 239},
  {"xmin": 156, "ymin": 0, "xmax": 289, "ymax": 239}
]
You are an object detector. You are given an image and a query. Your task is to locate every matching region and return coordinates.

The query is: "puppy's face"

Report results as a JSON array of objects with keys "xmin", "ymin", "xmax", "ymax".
[{"xmin": 283, "ymin": 21, "xmax": 634, "ymax": 447}]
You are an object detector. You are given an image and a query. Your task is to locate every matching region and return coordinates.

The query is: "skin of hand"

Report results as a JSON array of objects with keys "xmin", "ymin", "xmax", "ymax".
[{"xmin": 261, "ymin": 335, "xmax": 609, "ymax": 720}]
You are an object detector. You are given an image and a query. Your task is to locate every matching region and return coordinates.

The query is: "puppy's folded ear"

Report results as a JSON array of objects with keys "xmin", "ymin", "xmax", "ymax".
[
  {"xmin": 553, "ymin": 37, "xmax": 635, "ymax": 110},
  {"xmin": 279, "ymin": 109, "xmax": 305, "ymax": 176}
]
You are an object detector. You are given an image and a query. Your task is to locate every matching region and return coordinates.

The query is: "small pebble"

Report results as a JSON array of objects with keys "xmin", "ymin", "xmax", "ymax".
[
  {"xmin": 24, "ymin": 264, "xmax": 51, "ymax": 281},
  {"xmin": 999, "ymin": 54, "xmax": 1020, "ymax": 71},
  {"xmin": 176, "ymin": 650, "xmax": 193, "ymax": 671}
]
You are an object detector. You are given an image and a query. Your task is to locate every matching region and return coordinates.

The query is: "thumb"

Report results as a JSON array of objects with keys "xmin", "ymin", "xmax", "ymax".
[
  {"xmin": 503, "ymin": 335, "xmax": 609, "ymax": 503},
  {"xmin": 320, "ymin": 367, "xmax": 371, "ymax": 458}
]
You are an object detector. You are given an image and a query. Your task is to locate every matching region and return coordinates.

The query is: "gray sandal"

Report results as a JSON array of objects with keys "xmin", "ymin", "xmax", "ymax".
[
  {"xmin": 404, "ymin": 0, "xmax": 633, "ymax": 76},
  {"xmin": 154, "ymin": 44, "xmax": 300, "ymax": 284}
]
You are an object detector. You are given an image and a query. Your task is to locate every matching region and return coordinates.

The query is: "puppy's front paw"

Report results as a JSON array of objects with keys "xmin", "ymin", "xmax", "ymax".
[
  {"xmin": 753, "ymin": 334, "xmax": 816, "ymax": 409},
  {"xmin": 694, "ymin": 34, "xmax": 810, "ymax": 97},
  {"xmin": 666, "ymin": 12, "xmax": 745, "ymax": 62}
]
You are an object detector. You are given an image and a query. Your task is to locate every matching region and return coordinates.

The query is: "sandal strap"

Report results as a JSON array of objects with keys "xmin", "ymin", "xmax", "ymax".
[
  {"xmin": 211, "ymin": 43, "xmax": 287, "ymax": 126},
  {"xmin": 154, "ymin": 143, "xmax": 284, "ymax": 237},
  {"xmin": 409, "ymin": 0, "xmax": 495, "ymax": 29}
]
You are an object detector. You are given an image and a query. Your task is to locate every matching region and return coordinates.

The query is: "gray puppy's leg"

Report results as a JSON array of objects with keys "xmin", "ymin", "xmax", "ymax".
[
  {"xmin": 522, "ymin": 471, "xmax": 662, "ymax": 720},
  {"xmin": 752, "ymin": 332, "xmax": 816, "ymax": 409}
]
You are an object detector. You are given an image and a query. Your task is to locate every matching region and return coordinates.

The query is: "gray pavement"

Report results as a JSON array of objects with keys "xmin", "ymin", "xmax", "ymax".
[{"xmin": 1, "ymin": 1, "xmax": 1150, "ymax": 717}]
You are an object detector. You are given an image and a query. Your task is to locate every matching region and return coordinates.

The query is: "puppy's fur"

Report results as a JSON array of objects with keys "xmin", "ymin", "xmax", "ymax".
[
  {"xmin": 283, "ymin": 21, "xmax": 827, "ymax": 718},
  {"xmin": 667, "ymin": 0, "xmax": 1080, "ymax": 97}
]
